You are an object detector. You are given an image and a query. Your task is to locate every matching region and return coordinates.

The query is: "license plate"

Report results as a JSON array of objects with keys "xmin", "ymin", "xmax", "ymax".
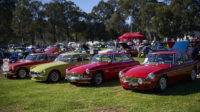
[
  {"xmin": 3, "ymin": 66, "xmax": 9, "ymax": 72},
  {"xmin": 128, "ymin": 82, "xmax": 138, "ymax": 86}
]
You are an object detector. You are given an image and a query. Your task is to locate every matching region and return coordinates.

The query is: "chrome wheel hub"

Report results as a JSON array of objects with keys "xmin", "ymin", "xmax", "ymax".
[
  {"xmin": 95, "ymin": 73, "xmax": 102, "ymax": 85},
  {"xmin": 19, "ymin": 69, "xmax": 26, "ymax": 78},
  {"xmin": 160, "ymin": 77, "xmax": 167, "ymax": 91},
  {"xmin": 51, "ymin": 72, "xmax": 59, "ymax": 82},
  {"xmin": 191, "ymin": 70, "xmax": 196, "ymax": 80}
]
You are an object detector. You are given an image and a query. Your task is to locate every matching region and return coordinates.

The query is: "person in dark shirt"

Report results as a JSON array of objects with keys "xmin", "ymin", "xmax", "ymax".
[{"xmin": 191, "ymin": 43, "xmax": 200, "ymax": 60}]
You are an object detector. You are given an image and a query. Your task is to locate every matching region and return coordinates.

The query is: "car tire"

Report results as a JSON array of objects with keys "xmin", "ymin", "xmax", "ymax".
[
  {"xmin": 48, "ymin": 71, "xmax": 60, "ymax": 83},
  {"xmin": 188, "ymin": 69, "xmax": 197, "ymax": 81},
  {"xmin": 92, "ymin": 72, "xmax": 103, "ymax": 86},
  {"xmin": 155, "ymin": 76, "xmax": 167, "ymax": 92},
  {"xmin": 17, "ymin": 68, "xmax": 28, "ymax": 79}
]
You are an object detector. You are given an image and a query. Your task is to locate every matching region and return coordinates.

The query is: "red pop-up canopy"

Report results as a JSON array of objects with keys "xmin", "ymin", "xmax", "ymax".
[{"xmin": 118, "ymin": 32, "xmax": 144, "ymax": 42}]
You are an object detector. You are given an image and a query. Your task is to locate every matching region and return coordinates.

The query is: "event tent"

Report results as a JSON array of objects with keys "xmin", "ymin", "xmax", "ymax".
[{"xmin": 118, "ymin": 32, "xmax": 144, "ymax": 42}]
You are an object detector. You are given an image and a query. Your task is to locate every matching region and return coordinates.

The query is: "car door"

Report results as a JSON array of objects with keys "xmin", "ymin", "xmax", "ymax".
[
  {"xmin": 100, "ymin": 54, "xmax": 115, "ymax": 79},
  {"xmin": 112, "ymin": 54, "xmax": 123, "ymax": 78},
  {"xmin": 179, "ymin": 53, "xmax": 194, "ymax": 79},
  {"xmin": 167, "ymin": 52, "xmax": 190, "ymax": 84}
]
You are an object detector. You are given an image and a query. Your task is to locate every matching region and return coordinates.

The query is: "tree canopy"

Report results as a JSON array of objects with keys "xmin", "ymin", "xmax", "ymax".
[{"xmin": 0, "ymin": 0, "xmax": 199, "ymax": 45}]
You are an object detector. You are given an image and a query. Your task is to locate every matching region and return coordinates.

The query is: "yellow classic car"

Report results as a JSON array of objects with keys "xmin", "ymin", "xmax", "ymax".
[{"xmin": 29, "ymin": 53, "xmax": 91, "ymax": 82}]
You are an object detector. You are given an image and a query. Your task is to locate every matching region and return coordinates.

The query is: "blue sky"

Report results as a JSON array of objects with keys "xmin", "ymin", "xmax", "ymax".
[
  {"xmin": 40, "ymin": 0, "xmax": 107, "ymax": 13},
  {"xmin": 40, "ymin": 0, "xmax": 164, "ymax": 13}
]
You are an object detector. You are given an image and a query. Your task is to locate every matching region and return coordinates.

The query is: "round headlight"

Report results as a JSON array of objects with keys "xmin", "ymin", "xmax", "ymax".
[
  {"xmin": 66, "ymin": 69, "xmax": 69, "ymax": 73},
  {"xmin": 138, "ymin": 78, "xmax": 144, "ymax": 84},
  {"xmin": 86, "ymin": 69, "xmax": 90, "ymax": 74},
  {"xmin": 122, "ymin": 77, "xmax": 127, "ymax": 82},
  {"xmin": 119, "ymin": 71, "xmax": 124, "ymax": 77},
  {"xmin": 146, "ymin": 73, "xmax": 155, "ymax": 80}
]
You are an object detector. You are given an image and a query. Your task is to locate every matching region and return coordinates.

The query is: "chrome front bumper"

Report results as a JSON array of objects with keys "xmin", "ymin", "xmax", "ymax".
[
  {"xmin": 29, "ymin": 72, "xmax": 47, "ymax": 78},
  {"xmin": 65, "ymin": 75, "xmax": 91, "ymax": 82}
]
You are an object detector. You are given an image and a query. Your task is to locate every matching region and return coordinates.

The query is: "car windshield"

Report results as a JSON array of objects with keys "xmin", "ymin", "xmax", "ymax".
[
  {"xmin": 25, "ymin": 54, "xmax": 38, "ymax": 61},
  {"xmin": 90, "ymin": 54, "xmax": 112, "ymax": 63},
  {"xmin": 54, "ymin": 54, "xmax": 72, "ymax": 62},
  {"xmin": 143, "ymin": 53, "xmax": 174, "ymax": 64}
]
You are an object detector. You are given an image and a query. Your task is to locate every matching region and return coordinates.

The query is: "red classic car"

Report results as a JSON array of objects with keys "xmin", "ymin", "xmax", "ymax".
[
  {"xmin": 119, "ymin": 51, "xmax": 200, "ymax": 92},
  {"xmin": 65, "ymin": 52, "xmax": 140, "ymax": 86},
  {"xmin": 2, "ymin": 53, "xmax": 56, "ymax": 78}
]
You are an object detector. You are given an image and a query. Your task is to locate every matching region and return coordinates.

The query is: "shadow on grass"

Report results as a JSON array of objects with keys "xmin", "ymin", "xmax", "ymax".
[
  {"xmin": 35, "ymin": 78, "xmax": 68, "ymax": 84},
  {"xmin": 1, "ymin": 75, "xmax": 31, "ymax": 80},
  {"xmin": 34, "ymin": 78, "xmax": 121, "ymax": 87},
  {"xmin": 73, "ymin": 78, "xmax": 121, "ymax": 88},
  {"xmin": 132, "ymin": 78, "xmax": 200, "ymax": 96}
]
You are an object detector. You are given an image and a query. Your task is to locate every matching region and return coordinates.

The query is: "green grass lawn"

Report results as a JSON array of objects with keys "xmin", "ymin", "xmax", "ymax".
[{"xmin": 0, "ymin": 58, "xmax": 200, "ymax": 112}]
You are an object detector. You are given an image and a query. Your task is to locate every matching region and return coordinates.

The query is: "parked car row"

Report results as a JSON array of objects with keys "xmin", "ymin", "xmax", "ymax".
[
  {"xmin": 0, "ymin": 44, "xmax": 72, "ymax": 65},
  {"xmin": 1, "ymin": 41, "xmax": 200, "ymax": 92}
]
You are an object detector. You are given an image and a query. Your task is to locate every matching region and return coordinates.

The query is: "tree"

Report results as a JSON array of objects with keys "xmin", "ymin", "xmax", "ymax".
[
  {"xmin": 44, "ymin": 0, "xmax": 84, "ymax": 43},
  {"xmin": 12, "ymin": 0, "xmax": 32, "ymax": 44},
  {"xmin": 152, "ymin": 3, "xmax": 174, "ymax": 38},
  {"xmin": 0, "ymin": 0, "xmax": 15, "ymax": 44},
  {"xmin": 91, "ymin": 0, "xmax": 117, "ymax": 23},
  {"xmin": 29, "ymin": 0, "xmax": 44, "ymax": 44},
  {"xmin": 170, "ymin": 0, "xmax": 200, "ymax": 36}
]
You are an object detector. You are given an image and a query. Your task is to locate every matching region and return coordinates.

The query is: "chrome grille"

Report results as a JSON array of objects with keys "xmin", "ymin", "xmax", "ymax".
[
  {"xmin": 67, "ymin": 73, "xmax": 83, "ymax": 77},
  {"xmin": 123, "ymin": 77, "xmax": 138, "ymax": 83}
]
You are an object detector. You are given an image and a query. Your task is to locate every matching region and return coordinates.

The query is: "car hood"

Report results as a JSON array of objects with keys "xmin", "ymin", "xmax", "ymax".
[
  {"xmin": 172, "ymin": 41, "xmax": 189, "ymax": 52},
  {"xmin": 9, "ymin": 61, "xmax": 35, "ymax": 68},
  {"xmin": 31, "ymin": 61, "xmax": 68, "ymax": 72},
  {"xmin": 123, "ymin": 64, "xmax": 171, "ymax": 78},
  {"xmin": 68, "ymin": 63, "xmax": 108, "ymax": 73}
]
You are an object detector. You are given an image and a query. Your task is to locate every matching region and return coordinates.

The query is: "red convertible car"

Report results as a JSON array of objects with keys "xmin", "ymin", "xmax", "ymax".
[
  {"xmin": 65, "ymin": 52, "xmax": 139, "ymax": 86},
  {"xmin": 119, "ymin": 51, "xmax": 200, "ymax": 92},
  {"xmin": 2, "ymin": 53, "xmax": 56, "ymax": 78}
]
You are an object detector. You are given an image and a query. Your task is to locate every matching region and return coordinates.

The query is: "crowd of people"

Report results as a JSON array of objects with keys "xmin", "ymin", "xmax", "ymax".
[{"xmin": 119, "ymin": 38, "xmax": 200, "ymax": 60}]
